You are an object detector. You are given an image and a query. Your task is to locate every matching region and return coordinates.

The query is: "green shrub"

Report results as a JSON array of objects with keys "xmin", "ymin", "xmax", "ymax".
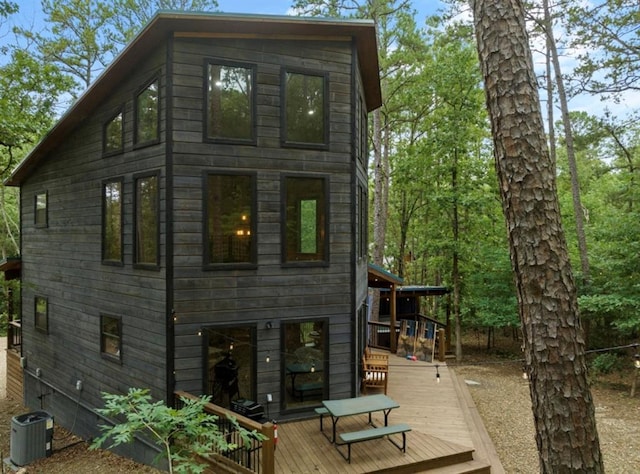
[{"xmin": 590, "ymin": 353, "xmax": 623, "ymax": 375}]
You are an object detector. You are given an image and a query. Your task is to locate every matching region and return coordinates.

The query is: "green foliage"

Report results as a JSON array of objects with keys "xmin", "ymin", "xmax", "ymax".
[
  {"xmin": 91, "ymin": 388, "xmax": 265, "ymax": 474},
  {"xmin": 590, "ymin": 353, "xmax": 624, "ymax": 376}
]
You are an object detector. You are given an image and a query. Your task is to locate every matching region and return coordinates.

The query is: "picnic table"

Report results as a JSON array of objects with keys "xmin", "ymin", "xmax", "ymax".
[{"xmin": 321, "ymin": 394, "xmax": 400, "ymax": 443}]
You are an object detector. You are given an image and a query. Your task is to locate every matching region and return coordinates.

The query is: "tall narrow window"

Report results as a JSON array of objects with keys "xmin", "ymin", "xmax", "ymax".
[
  {"xmin": 35, "ymin": 192, "xmax": 47, "ymax": 227},
  {"xmin": 282, "ymin": 176, "xmax": 328, "ymax": 264},
  {"xmin": 102, "ymin": 178, "xmax": 123, "ymax": 264},
  {"xmin": 35, "ymin": 296, "xmax": 48, "ymax": 334},
  {"xmin": 205, "ymin": 172, "xmax": 256, "ymax": 267},
  {"xmin": 104, "ymin": 109, "xmax": 123, "ymax": 155},
  {"xmin": 282, "ymin": 70, "xmax": 328, "ymax": 146},
  {"xmin": 101, "ymin": 314, "xmax": 122, "ymax": 362},
  {"xmin": 134, "ymin": 172, "xmax": 159, "ymax": 267},
  {"xmin": 135, "ymin": 78, "xmax": 159, "ymax": 145},
  {"xmin": 206, "ymin": 61, "xmax": 255, "ymax": 142}
]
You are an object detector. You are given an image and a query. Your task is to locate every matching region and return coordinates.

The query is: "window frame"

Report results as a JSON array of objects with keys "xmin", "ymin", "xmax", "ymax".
[
  {"xmin": 34, "ymin": 296, "xmax": 48, "ymax": 334},
  {"xmin": 280, "ymin": 68, "xmax": 329, "ymax": 149},
  {"xmin": 34, "ymin": 191, "xmax": 48, "ymax": 228},
  {"xmin": 100, "ymin": 314, "xmax": 122, "ymax": 363},
  {"xmin": 134, "ymin": 76, "xmax": 160, "ymax": 148},
  {"xmin": 203, "ymin": 58, "xmax": 257, "ymax": 145},
  {"xmin": 103, "ymin": 106, "xmax": 125, "ymax": 156},
  {"xmin": 102, "ymin": 177, "xmax": 124, "ymax": 266},
  {"xmin": 203, "ymin": 170, "xmax": 257, "ymax": 270},
  {"xmin": 281, "ymin": 174, "xmax": 330, "ymax": 266},
  {"xmin": 133, "ymin": 170, "xmax": 160, "ymax": 270}
]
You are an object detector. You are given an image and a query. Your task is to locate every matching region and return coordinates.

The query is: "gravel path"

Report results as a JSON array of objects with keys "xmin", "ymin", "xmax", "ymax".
[{"xmin": 453, "ymin": 362, "xmax": 640, "ymax": 473}]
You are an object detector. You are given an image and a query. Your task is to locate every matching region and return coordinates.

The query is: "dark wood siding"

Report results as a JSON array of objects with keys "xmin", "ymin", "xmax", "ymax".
[
  {"xmin": 20, "ymin": 44, "xmax": 170, "ymax": 412},
  {"xmin": 170, "ymin": 37, "xmax": 363, "ymax": 404}
]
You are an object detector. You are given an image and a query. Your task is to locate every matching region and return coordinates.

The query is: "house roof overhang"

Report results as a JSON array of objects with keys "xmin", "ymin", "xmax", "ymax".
[
  {"xmin": 368, "ymin": 262, "xmax": 403, "ymax": 288},
  {"xmin": 379, "ymin": 285, "xmax": 451, "ymax": 297},
  {"xmin": 0, "ymin": 256, "xmax": 21, "ymax": 281},
  {"xmin": 5, "ymin": 11, "xmax": 381, "ymax": 187}
]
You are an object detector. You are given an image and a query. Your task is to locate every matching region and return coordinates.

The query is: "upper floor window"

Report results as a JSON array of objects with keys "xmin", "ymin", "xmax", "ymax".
[
  {"xmin": 35, "ymin": 296, "xmax": 48, "ymax": 334},
  {"xmin": 103, "ymin": 108, "xmax": 124, "ymax": 155},
  {"xmin": 102, "ymin": 178, "xmax": 123, "ymax": 264},
  {"xmin": 205, "ymin": 61, "xmax": 256, "ymax": 143},
  {"xmin": 282, "ymin": 70, "xmax": 328, "ymax": 147},
  {"xmin": 101, "ymin": 314, "xmax": 122, "ymax": 362},
  {"xmin": 135, "ymin": 78, "xmax": 159, "ymax": 146},
  {"xmin": 35, "ymin": 192, "xmax": 47, "ymax": 228},
  {"xmin": 282, "ymin": 176, "xmax": 329, "ymax": 264},
  {"xmin": 134, "ymin": 172, "xmax": 159, "ymax": 268},
  {"xmin": 204, "ymin": 172, "xmax": 256, "ymax": 267}
]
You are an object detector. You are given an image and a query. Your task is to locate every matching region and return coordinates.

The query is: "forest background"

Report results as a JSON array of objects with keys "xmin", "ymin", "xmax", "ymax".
[{"xmin": 0, "ymin": 0, "xmax": 639, "ymax": 366}]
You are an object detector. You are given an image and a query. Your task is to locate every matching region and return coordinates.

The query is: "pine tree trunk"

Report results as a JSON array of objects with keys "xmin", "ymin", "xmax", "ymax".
[{"xmin": 472, "ymin": 0, "xmax": 604, "ymax": 471}]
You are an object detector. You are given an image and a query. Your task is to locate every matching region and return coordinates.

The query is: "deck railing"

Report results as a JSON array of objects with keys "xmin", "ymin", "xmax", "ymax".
[
  {"xmin": 174, "ymin": 391, "xmax": 275, "ymax": 474},
  {"xmin": 369, "ymin": 314, "xmax": 446, "ymax": 360},
  {"xmin": 8, "ymin": 319, "xmax": 22, "ymax": 351}
]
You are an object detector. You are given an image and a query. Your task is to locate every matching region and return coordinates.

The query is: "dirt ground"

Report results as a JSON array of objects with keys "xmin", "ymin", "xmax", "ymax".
[{"xmin": 1, "ymin": 333, "xmax": 639, "ymax": 473}]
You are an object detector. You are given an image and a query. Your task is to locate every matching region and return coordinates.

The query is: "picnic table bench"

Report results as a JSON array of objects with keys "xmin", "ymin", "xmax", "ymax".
[{"xmin": 338, "ymin": 423, "xmax": 411, "ymax": 463}]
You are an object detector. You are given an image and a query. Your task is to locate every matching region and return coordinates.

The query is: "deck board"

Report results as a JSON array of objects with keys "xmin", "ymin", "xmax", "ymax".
[{"xmin": 274, "ymin": 355, "xmax": 503, "ymax": 473}]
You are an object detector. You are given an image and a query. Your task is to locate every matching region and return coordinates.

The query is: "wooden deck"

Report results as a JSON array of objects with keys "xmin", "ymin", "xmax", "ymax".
[{"xmin": 274, "ymin": 355, "xmax": 504, "ymax": 473}]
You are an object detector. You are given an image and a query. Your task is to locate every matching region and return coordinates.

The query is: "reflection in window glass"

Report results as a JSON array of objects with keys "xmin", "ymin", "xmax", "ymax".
[
  {"xmin": 136, "ymin": 79, "xmax": 159, "ymax": 144},
  {"xmin": 207, "ymin": 63, "xmax": 253, "ymax": 140},
  {"xmin": 104, "ymin": 111, "xmax": 123, "ymax": 154},
  {"xmin": 284, "ymin": 177, "xmax": 327, "ymax": 262},
  {"xmin": 35, "ymin": 192, "xmax": 47, "ymax": 227},
  {"xmin": 283, "ymin": 320, "xmax": 326, "ymax": 409},
  {"xmin": 101, "ymin": 315, "xmax": 121, "ymax": 361},
  {"xmin": 135, "ymin": 174, "xmax": 159, "ymax": 266},
  {"xmin": 103, "ymin": 179, "xmax": 123, "ymax": 263},
  {"xmin": 284, "ymin": 72, "xmax": 325, "ymax": 144},
  {"xmin": 35, "ymin": 296, "xmax": 48, "ymax": 333},
  {"xmin": 206, "ymin": 174, "xmax": 254, "ymax": 265}
]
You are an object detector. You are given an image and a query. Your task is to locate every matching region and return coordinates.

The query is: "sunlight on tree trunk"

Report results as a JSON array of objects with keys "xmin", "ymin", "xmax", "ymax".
[{"xmin": 472, "ymin": 0, "xmax": 604, "ymax": 471}]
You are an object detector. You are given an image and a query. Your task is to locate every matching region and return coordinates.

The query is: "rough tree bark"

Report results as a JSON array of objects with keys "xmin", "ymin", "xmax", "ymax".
[{"xmin": 472, "ymin": 0, "xmax": 604, "ymax": 472}]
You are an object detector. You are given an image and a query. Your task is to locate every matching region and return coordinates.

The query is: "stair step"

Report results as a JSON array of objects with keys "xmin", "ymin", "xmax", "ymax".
[{"xmin": 424, "ymin": 459, "xmax": 492, "ymax": 474}]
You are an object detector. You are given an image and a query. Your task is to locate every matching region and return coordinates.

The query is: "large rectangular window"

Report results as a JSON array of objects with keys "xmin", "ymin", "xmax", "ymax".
[
  {"xmin": 135, "ymin": 77, "xmax": 159, "ymax": 146},
  {"xmin": 102, "ymin": 178, "xmax": 123, "ymax": 264},
  {"xmin": 204, "ymin": 172, "xmax": 256, "ymax": 267},
  {"xmin": 282, "ymin": 70, "xmax": 328, "ymax": 147},
  {"xmin": 134, "ymin": 172, "xmax": 159, "ymax": 267},
  {"xmin": 282, "ymin": 176, "xmax": 328, "ymax": 264},
  {"xmin": 283, "ymin": 319, "xmax": 327, "ymax": 409},
  {"xmin": 35, "ymin": 192, "xmax": 47, "ymax": 228},
  {"xmin": 35, "ymin": 296, "xmax": 48, "ymax": 334},
  {"xmin": 101, "ymin": 314, "xmax": 122, "ymax": 362},
  {"xmin": 206, "ymin": 61, "xmax": 255, "ymax": 143}
]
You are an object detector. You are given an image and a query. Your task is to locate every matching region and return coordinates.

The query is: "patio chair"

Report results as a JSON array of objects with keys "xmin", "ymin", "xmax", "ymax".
[{"xmin": 361, "ymin": 355, "xmax": 388, "ymax": 394}]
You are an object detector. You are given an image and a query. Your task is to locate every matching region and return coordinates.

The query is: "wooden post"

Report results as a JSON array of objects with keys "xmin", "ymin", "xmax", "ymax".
[
  {"xmin": 438, "ymin": 328, "xmax": 446, "ymax": 362},
  {"xmin": 261, "ymin": 422, "xmax": 275, "ymax": 474},
  {"xmin": 390, "ymin": 283, "xmax": 398, "ymax": 354}
]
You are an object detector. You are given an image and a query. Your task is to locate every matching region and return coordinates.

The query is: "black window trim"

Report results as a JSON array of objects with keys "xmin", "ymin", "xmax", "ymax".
[
  {"xmin": 133, "ymin": 170, "xmax": 161, "ymax": 270},
  {"xmin": 34, "ymin": 295, "xmax": 48, "ymax": 334},
  {"xmin": 100, "ymin": 313, "xmax": 123, "ymax": 364},
  {"xmin": 202, "ymin": 169, "xmax": 258, "ymax": 270},
  {"xmin": 34, "ymin": 191, "xmax": 48, "ymax": 228},
  {"xmin": 101, "ymin": 176, "xmax": 125, "ymax": 266},
  {"xmin": 280, "ymin": 173, "xmax": 330, "ymax": 267},
  {"xmin": 203, "ymin": 58, "xmax": 257, "ymax": 146},
  {"xmin": 102, "ymin": 105, "xmax": 125, "ymax": 157},
  {"xmin": 133, "ymin": 74, "xmax": 161, "ymax": 149},
  {"xmin": 280, "ymin": 67, "xmax": 330, "ymax": 150}
]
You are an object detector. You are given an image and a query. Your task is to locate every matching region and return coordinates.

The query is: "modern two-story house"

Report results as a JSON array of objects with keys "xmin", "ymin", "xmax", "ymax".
[{"xmin": 5, "ymin": 11, "xmax": 380, "ymax": 464}]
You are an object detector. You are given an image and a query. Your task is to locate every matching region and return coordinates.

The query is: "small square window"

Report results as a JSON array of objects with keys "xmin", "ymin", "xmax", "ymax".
[
  {"xmin": 135, "ymin": 78, "xmax": 159, "ymax": 146},
  {"xmin": 282, "ymin": 176, "xmax": 329, "ymax": 264},
  {"xmin": 101, "ymin": 314, "xmax": 122, "ymax": 362},
  {"xmin": 104, "ymin": 109, "xmax": 124, "ymax": 155},
  {"xmin": 35, "ymin": 192, "xmax": 48, "ymax": 228},
  {"xmin": 205, "ymin": 61, "xmax": 256, "ymax": 143},
  {"xmin": 282, "ymin": 70, "xmax": 328, "ymax": 147},
  {"xmin": 35, "ymin": 296, "xmax": 48, "ymax": 334}
]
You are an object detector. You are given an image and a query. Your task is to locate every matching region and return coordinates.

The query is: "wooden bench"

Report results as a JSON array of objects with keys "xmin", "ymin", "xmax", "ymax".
[
  {"xmin": 337, "ymin": 423, "xmax": 410, "ymax": 463},
  {"xmin": 294, "ymin": 381, "xmax": 323, "ymax": 401},
  {"xmin": 361, "ymin": 355, "xmax": 388, "ymax": 394}
]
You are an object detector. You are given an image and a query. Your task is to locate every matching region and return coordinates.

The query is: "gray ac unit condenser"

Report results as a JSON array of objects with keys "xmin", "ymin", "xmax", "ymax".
[{"xmin": 10, "ymin": 411, "xmax": 54, "ymax": 466}]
